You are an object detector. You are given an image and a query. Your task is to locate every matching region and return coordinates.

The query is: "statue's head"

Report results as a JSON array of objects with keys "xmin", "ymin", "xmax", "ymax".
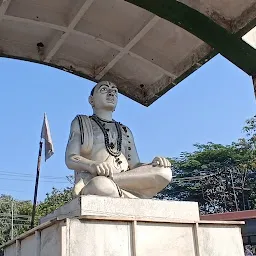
[{"xmin": 89, "ymin": 81, "xmax": 118, "ymax": 112}]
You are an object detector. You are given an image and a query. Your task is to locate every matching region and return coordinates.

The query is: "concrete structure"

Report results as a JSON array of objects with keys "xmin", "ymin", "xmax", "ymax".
[
  {"xmin": 201, "ymin": 210, "xmax": 256, "ymax": 249},
  {"xmin": 2, "ymin": 196, "xmax": 245, "ymax": 256},
  {"xmin": 0, "ymin": 0, "xmax": 256, "ymax": 105},
  {"xmin": 39, "ymin": 196, "xmax": 200, "ymax": 224}
]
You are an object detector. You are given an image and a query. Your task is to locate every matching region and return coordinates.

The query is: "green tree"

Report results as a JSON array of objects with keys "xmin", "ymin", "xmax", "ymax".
[
  {"xmin": 37, "ymin": 187, "xmax": 72, "ymax": 218},
  {"xmin": 157, "ymin": 116, "xmax": 256, "ymax": 214},
  {"xmin": 0, "ymin": 186, "xmax": 72, "ymax": 249},
  {"xmin": 0, "ymin": 195, "xmax": 32, "ymax": 247},
  {"xmin": 243, "ymin": 115, "xmax": 256, "ymax": 145}
]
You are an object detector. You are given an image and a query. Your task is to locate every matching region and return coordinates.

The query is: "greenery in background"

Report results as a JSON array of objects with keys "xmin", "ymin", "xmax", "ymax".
[
  {"xmin": 0, "ymin": 185, "xmax": 73, "ymax": 250},
  {"xmin": 0, "ymin": 115, "xmax": 255, "ymax": 249},
  {"xmin": 157, "ymin": 115, "xmax": 256, "ymax": 213}
]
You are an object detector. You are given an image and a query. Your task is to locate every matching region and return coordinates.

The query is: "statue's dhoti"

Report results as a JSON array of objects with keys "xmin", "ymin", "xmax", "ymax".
[{"xmin": 73, "ymin": 165, "xmax": 172, "ymax": 199}]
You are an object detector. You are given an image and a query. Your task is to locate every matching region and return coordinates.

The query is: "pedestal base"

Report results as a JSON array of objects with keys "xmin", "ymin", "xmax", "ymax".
[
  {"xmin": 40, "ymin": 195, "xmax": 200, "ymax": 224},
  {"xmin": 2, "ymin": 197, "xmax": 245, "ymax": 256}
]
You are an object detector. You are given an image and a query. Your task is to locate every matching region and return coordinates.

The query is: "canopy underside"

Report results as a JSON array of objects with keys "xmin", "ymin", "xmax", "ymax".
[{"xmin": 0, "ymin": 0, "xmax": 256, "ymax": 106}]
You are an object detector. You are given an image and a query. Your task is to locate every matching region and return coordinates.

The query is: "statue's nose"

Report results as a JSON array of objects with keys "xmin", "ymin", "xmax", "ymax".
[{"xmin": 108, "ymin": 91, "xmax": 114, "ymax": 96}]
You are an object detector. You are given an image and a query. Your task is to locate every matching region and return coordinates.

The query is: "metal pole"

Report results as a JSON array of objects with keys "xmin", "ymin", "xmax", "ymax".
[
  {"xmin": 30, "ymin": 141, "xmax": 43, "ymax": 229},
  {"xmin": 229, "ymin": 168, "xmax": 239, "ymax": 211},
  {"xmin": 11, "ymin": 200, "xmax": 14, "ymax": 239},
  {"xmin": 241, "ymin": 170, "xmax": 247, "ymax": 211}
]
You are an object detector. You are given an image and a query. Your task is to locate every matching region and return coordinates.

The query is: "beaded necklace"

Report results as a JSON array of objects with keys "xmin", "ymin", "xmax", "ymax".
[{"xmin": 90, "ymin": 115, "xmax": 122, "ymax": 157}]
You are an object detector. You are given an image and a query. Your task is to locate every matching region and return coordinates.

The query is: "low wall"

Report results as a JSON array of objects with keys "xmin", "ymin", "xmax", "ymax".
[
  {"xmin": 3, "ymin": 216, "xmax": 245, "ymax": 256},
  {"xmin": 2, "ymin": 197, "xmax": 245, "ymax": 256}
]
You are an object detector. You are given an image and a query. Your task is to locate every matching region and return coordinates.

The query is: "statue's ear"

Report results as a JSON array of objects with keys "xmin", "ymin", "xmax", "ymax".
[{"xmin": 88, "ymin": 95, "xmax": 94, "ymax": 107}]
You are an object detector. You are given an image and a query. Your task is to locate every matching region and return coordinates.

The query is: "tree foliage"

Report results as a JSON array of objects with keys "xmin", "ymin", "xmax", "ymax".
[
  {"xmin": 156, "ymin": 115, "xmax": 256, "ymax": 214},
  {"xmin": 37, "ymin": 187, "xmax": 72, "ymax": 217},
  {"xmin": 0, "ymin": 195, "xmax": 33, "ymax": 246},
  {"xmin": 0, "ymin": 186, "xmax": 72, "ymax": 249}
]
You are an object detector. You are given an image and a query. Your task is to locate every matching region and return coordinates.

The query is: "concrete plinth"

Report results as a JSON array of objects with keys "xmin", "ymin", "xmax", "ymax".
[
  {"xmin": 2, "ymin": 196, "xmax": 245, "ymax": 256},
  {"xmin": 40, "ymin": 195, "xmax": 200, "ymax": 224}
]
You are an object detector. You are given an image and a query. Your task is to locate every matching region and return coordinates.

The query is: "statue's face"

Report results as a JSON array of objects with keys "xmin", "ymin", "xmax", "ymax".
[{"xmin": 89, "ymin": 81, "xmax": 118, "ymax": 111}]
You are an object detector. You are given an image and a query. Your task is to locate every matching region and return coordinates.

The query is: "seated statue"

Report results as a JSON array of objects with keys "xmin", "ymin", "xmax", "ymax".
[{"xmin": 65, "ymin": 81, "xmax": 172, "ymax": 198}]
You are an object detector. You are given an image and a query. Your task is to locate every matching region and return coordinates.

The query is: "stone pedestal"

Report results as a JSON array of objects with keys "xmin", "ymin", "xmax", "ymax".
[
  {"xmin": 40, "ymin": 195, "xmax": 200, "ymax": 224},
  {"xmin": 3, "ymin": 196, "xmax": 245, "ymax": 256}
]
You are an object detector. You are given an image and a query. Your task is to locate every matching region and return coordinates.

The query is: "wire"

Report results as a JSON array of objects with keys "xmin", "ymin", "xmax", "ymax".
[
  {"xmin": 0, "ymin": 168, "xmax": 243, "ymax": 186},
  {"xmin": 0, "ymin": 189, "xmax": 25, "ymax": 192},
  {"xmin": 0, "ymin": 170, "xmax": 213, "ymax": 182},
  {"xmin": 0, "ymin": 177, "xmax": 69, "ymax": 183},
  {"xmin": 0, "ymin": 176, "xmax": 210, "ymax": 184},
  {"xmin": 0, "ymin": 214, "xmax": 31, "ymax": 219},
  {"xmin": 0, "ymin": 171, "xmax": 67, "ymax": 180}
]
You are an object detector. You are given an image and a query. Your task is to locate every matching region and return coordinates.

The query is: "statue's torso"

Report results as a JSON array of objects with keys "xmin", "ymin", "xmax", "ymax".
[{"xmin": 81, "ymin": 119, "xmax": 129, "ymax": 174}]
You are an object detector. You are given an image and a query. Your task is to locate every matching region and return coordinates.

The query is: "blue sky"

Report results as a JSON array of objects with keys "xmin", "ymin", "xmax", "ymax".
[{"xmin": 0, "ymin": 55, "xmax": 255, "ymax": 201}]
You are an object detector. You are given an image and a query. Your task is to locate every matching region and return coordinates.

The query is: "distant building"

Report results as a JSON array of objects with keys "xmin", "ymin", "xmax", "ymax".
[{"xmin": 201, "ymin": 210, "xmax": 256, "ymax": 254}]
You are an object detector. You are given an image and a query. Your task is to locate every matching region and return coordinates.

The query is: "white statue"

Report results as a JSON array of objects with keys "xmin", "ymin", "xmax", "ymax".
[{"xmin": 65, "ymin": 81, "xmax": 172, "ymax": 198}]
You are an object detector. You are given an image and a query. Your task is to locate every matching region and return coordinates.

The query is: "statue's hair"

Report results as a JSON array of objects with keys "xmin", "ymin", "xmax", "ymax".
[
  {"xmin": 90, "ymin": 81, "xmax": 116, "ymax": 96},
  {"xmin": 90, "ymin": 85, "xmax": 96, "ymax": 96}
]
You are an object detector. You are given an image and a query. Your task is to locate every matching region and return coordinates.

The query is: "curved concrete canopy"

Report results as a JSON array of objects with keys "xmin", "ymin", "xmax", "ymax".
[{"xmin": 0, "ymin": 0, "xmax": 255, "ymax": 106}]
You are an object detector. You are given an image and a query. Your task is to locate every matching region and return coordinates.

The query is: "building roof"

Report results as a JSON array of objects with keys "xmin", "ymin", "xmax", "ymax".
[
  {"xmin": 201, "ymin": 210, "xmax": 256, "ymax": 221},
  {"xmin": 0, "ymin": 0, "xmax": 256, "ymax": 106}
]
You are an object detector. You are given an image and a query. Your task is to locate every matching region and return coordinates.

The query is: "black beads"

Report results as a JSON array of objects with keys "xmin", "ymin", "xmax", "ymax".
[
  {"xmin": 128, "ymin": 147, "xmax": 131, "ymax": 150},
  {"xmin": 90, "ymin": 115, "xmax": 122, "ymax": 157},
  {"xmin": 122, "ymin": 126, "xmax": 128, "ymax": 133}
]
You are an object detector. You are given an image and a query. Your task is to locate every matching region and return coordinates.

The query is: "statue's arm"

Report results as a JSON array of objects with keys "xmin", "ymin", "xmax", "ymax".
[
  {"xmin": 65, "ymin": 118, "xmax": 96, "ymax": 175},
  {"xmin": 126, "ymin": 127, "xmax": 141, "ymax": 169}
]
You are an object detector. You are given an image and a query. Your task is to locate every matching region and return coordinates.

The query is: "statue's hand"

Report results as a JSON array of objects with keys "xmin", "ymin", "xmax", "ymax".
[
  {"xmin": 152, "ymin": 157, "xmax": 171, "ymax": 168},
  {"xmin": 90, "ymin": 162, "xmax": 114, "ymax": 178}
]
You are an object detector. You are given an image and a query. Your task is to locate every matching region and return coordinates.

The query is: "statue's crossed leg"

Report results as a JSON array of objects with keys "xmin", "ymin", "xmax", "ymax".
[{"xmin": 74, "ymin": 165, "xmax": 172, "ymax": 199}]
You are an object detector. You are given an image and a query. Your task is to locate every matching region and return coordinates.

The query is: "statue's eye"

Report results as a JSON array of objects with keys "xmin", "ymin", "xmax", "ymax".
[
  {"xmin": 111, "ymin": 88, "xmax": 118, "ymax": 95},
  {"xmin": 100, "ymin": 87, "xmax": 107, "ymax": 92}
]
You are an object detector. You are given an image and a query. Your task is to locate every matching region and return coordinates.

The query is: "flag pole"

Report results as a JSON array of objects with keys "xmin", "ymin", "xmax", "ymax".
[
  {"xmin": 30, "ymin": 113, "xmax": 54, "ymax": 228},
  {"xmin": 30, "ymin": 140, "xmax": 43, "ymax": 229}
]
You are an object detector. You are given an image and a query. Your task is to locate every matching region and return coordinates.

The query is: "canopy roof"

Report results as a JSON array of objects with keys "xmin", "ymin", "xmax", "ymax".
[{"xmin": 1, "ymin": 0, "xmax": 256, "ymax": 106}]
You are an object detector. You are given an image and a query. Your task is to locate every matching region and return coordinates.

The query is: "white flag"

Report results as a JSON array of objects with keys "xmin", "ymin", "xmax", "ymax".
[{"xmin": 41, "ymin": 113, "xmax": 54, "ymax": 161}]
